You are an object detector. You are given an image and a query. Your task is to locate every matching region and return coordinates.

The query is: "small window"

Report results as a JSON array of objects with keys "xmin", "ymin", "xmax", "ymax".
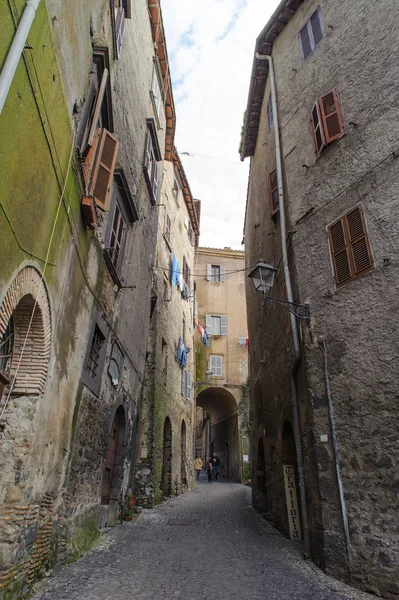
[
  {"xmin": 206, "ymin": 264, "xmax": 225, "ymax": 282},
  {"xmin": 103, "ymin": 170, "xmax": 137, "ymax": 285},
  {"xmin": 114, "ymin": 4, "xmax": 126, "ymax": 59},
  {"xmin": 183, "ymin": 256, "xmax": 191, "ymax": 288},
  {"xmin": 164, "ymin": 214, "xmax": 171, "ymax": 246},
  {"xmin": 267, "ymin": 96, "xmax": 273, "ymax": 134},
  {"xmin": 209, "ymin": 355, "xmax": 223, "ymax": 377},
  {"xmin": 181, "ymin": 369, "xmax": 192, "ymax": 399},
  {"xmin": 143, "ymin": 120, "xmax": 162, "ymax": 204},
  {"xmin": 311, "ymin": 89, "xmax": 345, "ymax": 156},
  {"xmin": 328, "ymin": 205, "xmax": 373, "ymax": 287},
  {"xmin": 82, "ymin": 313, "xmax": 108, "ymax": 396},
  {"xmin": 206, "ymin": 314, "xmax": 227, "ymax": 336},
  {"xmin": 269, "ymin": 170, "xmax": 279, "ymax": 218},
  {"xmin": 299, "ymin": 7, "xmax": 324, "ymax": 61},
  {"xmin": 151, "ymin": 61, "xmax": 164, "ymax": 119}
]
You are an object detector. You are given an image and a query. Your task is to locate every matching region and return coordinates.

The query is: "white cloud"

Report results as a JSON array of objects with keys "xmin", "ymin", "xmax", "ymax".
[{"xmin": 161, "ymin": 0, "xmax": 279, "ymax": 249}]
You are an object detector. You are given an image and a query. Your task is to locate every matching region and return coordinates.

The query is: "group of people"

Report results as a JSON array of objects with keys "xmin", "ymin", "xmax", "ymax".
[{"xmin": 194, "ymin": 453, "xmax": 220, "ymax": 482}]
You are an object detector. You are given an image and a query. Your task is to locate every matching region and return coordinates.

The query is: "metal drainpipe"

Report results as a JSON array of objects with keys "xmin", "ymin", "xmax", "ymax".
[
  {"xmin": 0, "ymin": 0, "xmax": 41, "ymax": 114},
  {"xmin": 321, "ymin": 340, "xmax": 352, "ymax": 570},
  {"xmin": 255, "ymin": 52, "xmax": 311, "ymax": 559}
]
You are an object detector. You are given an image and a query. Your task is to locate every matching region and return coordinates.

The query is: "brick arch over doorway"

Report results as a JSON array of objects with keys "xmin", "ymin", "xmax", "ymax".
[{"xmin": 0, "ymin": 266, "xmax": 51, "ymax": 397}]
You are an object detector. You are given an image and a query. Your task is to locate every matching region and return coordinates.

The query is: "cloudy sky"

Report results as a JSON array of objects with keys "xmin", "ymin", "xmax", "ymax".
[{"xmin": 161, "ymin": 0, "xmax": 279, "ymax": 249}]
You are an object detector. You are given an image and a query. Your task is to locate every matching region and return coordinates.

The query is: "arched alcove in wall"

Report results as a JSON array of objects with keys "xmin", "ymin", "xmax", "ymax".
[{"xmin": 0, "ymin": 266, "xmax": 51, "ymax": 402}]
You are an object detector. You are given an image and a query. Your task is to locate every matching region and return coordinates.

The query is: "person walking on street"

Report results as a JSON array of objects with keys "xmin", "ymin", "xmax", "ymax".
[
  {"xmin": 211, "ymin": 453, "xmax": 220, "ymax": 481},
  {"xmin": 194, "ymin": 456, "xmax": 203, "ymax": 481},
  {"xmin": 206, "ymin": 458, "xmax": 213, "ymax": 483}
]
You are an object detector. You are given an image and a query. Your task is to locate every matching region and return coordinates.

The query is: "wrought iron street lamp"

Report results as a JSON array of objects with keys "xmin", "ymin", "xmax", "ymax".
[{"xmin": 248, "ymin": 261, "xmax": 310, "ymax": 325}]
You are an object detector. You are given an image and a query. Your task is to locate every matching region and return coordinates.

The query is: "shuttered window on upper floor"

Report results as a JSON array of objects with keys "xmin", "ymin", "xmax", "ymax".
[
  {"xmin": 311, "ymin": 89, "xmax": 345, "ymax": 156},
  {"xmin": 328, "ymin": 206, "xmax": 373, "ymax": 287},
  {"xmin": 269, "ymin": 169, "xmax": 279, "ymax": 218},
  {"xmin": 299, "ymin": 7, "xmax": 324, "ymax": 61}
]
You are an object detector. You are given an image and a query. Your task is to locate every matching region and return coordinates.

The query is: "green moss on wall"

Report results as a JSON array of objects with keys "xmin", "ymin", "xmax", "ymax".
[{"xmin": 68, "ymin": 517, "xmax": 103, "ymax": 564}]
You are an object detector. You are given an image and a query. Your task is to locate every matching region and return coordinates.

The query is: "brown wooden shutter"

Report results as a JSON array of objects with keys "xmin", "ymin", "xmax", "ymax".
[
  {"xmin": 311, "ymin": 100, "xmax": 326, "ymax": 155},
  {"xmin": 83, "ymin": 127, "xmax": 101, "ymax": 187},
  {"xmin": 319, "ymin": 89, "xmax": 344, "ymax": 144},
  {"xmin": 345, "ymin": 207, "xmax": 372, "ymax": 276},
  {"xmin": 87, "ymin": 68, "xmax": 109, "ymax": 147},
  {"xmin": 269, "ymin": 170, "xmax": 279, "ymax": 217},
  {"xmin": 91, "ymin": 129, "xmax": 119, "ymax": 211},
  {"xmin": 329, "ymin": 219, "xmax": 351, "ymax": 286},
  {"xmin": 329, "ymin": 206, "xmax": 372, "ymax": 287}
]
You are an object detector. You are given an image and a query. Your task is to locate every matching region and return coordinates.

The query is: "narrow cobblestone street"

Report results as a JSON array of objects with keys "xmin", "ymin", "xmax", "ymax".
[{"xmin": 31, "ymin": 481, "xmax": 376, "ymax": 600}]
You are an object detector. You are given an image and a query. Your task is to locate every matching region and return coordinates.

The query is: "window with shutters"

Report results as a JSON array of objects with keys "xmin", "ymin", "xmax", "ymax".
[
  {"xmin": 267, "ymin": 96, "xmax": 273, "ymax": 134},
  {"xmin": 209, "ymin": 355, "xmax": 223, "ymax": 377},
  {"xmin": 143, "ymin": 120, "xmax": 162, "ymax": 205},
  {"xmin": 269, "ymin": 170, "xmax": 279, "ymax": 218},
  {"xmin": 151, "ymin": 60, "xmax": 164, "ymax": 120},
  {"xmin": 181, "ymin": 369, "xmax": 192, "ymax": 399},
  {"xmin": 205, "ymin": 314, "xmax": 227, "ymax": 336},
  {"xmin": 183, "ymin": 256, "xmax": 191, "ymax": 288},
  {"xmin": 299, "ymin": 7, "xmax": 324, "ymax": 61},
  {"xmin": 76, "ymin": 49, "xmax": 114, "ymax": 156},
  {"xmin": 103, "ymin": 170, "xmax": 138, "ymax": 285},
  {"xmin": 311, "ymin": 89, "xmax": 345, "ymax": 156},
  {"xmin": 328, "ymin": 205, "xmax": 373, "ymax": 287},
  {"xmin": 82, "ymin": 312, "xmax": 108, "ymax": 397},
  {"xmin": 206, "ymin": 264, "xmax": 225, "ymax": 282}
]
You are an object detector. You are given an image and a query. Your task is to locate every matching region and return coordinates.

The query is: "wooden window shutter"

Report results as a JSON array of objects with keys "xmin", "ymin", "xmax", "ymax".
[
  {"xmin": 115, "ymin": 8, "xmax": 125, "ymax": 60},
  {"xmin": 186, "ymin": 372, "xmax": 192, "ymax": 399},
  {"xmin": 311, "ymin": 100, "xmax": 326, "ymax": 156},
  {"xmin": 83, "ymin": 127, "xmax": 101, "ymax": 187},
  {"xmin": 205, "ymin": 314, "xmax": 212, "ymax": 331},
  {"xmin": 299, "ymin": 23, "xmax": 312, "ymax": 60},
  {"xmin": 206, "ymin": 264, "xmax": 212, "ymax": 280},
  {"xmin": 310, "ymin": 9, "xmax": 323, "ymax": 46},
  {"xmin": 144, "ymin": 131, "xmax": 152, "ymax": 169},
  {"xmin": 269, "ymin": 170, "xmax": 279, "ymax": 217},
  {"xmin": 91, "ymin": 129, "xmax": 119, "ymax": 211},
  {"xmin": 181, "ymin": 369, "xmax": 186, "ymax": 396},
  {"xmin": 220, "ymin": 266, "xmax": 225, "ymax": 283},
  {"xmin": 87, "ymin": 69, "xmax": 109, "ymax": 148},
  {"xmin": 221, "ymin": 316, "xmax": 227, "ymax": 336},
  {"xmin": 329, "ymin": 219, "xmax": 351, "ymax": 286},
  {"xmin": 328, "ymin": 206, "xmax": 372, "ymax": 287},
  {"xmin": 319, "ymin": 89, "xmax": 344, "ymax": 144},
  {"xmin": 346, "ymin": 207, "xmax": 372, "ymax": 276}
]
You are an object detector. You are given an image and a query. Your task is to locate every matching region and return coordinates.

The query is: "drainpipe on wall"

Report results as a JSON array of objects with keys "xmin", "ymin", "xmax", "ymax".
[
  {"xmin": 255, "ymin": 52, "xmax": 311, "ymax": 559},
  {"xmin": 0, "ymin": 0, "xmax": 41, "ymax": 115}
]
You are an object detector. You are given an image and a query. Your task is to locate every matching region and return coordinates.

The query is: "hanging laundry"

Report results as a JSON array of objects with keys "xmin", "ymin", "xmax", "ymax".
[
  {"xmin": 203, "ymin": 331, "xmax": 211, "ymax": 348},
  {"xmin": 177, "ymin": 337, "xmax": 190, "ymax": 367},
  {"xmin": 170, "ymin": 254, "xmax": 180, "ymax": 287}
]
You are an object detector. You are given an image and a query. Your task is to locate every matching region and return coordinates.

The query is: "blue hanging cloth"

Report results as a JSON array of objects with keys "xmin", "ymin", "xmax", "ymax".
[{"xmin": 171, "ymin": 254, "xmax": 180, "ymax": 287}]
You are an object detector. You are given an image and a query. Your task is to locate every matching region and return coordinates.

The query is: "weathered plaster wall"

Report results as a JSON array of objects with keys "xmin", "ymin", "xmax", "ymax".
[
  {"xmin": 245, "ymin": 0, "xmax": 399, "ymax": 596},
  {"xmin": 135, "ymin": 159, "xmax": 196, "ymax": 506}
]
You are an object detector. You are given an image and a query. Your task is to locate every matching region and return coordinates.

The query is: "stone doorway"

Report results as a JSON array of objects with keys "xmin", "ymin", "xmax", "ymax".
[
  {"xmin": 161, "ymin": 417, "xmax": 172, "ymax": 496},
  {"xmin": 99, "ymin": 406, "xmax": 126, "ymax": 527}
]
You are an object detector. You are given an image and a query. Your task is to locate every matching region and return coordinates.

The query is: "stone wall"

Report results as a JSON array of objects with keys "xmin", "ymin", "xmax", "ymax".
[{"xmin": 244, "ymin": 0, "xmax": 399, "ymax": 596}]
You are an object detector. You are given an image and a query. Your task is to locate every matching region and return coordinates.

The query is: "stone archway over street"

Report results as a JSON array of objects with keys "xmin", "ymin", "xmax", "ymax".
[{"xmin": 196, "ymin": 386, "xmax": 240, "ymax": 482}]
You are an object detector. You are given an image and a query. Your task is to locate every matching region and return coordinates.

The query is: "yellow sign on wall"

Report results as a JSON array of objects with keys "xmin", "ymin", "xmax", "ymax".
[{"xmin": 283, "ymin": 464, "xmax": 302, "ymax": 539}]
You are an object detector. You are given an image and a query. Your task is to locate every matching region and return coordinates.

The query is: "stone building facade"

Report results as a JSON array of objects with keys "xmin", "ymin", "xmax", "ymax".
[
  {"xmin": 0, "ymin": 0, "xmax": 177, "ymax": 597},
  {"xmin": 241, "ymin": 0, "xmax": 399, "ymax": 597},
  {"xmin": 194, "ymin": 248, "xmax": 249, "ymax": 482},
  {"xmin": 134, "ymin": 152, "xmax": 199, "ymax": 506}
]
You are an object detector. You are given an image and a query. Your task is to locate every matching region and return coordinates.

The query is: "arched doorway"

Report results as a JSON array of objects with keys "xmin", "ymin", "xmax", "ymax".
[
  {"xmin": 256, "ymin": 438, "xmax": 267, "ymax": 511},
  {"xmin": 161, "ymin": 417, "xmax": 172, "ymax": 496},
  {"xmin": 100, "ymin": 406, "xmax": 126, "ymax": 526},
  {"xmin": 180, "ymin": 420, "xmax": 187, "ymax": 489},
  {"xmin": 281, "ymin": 420, "xmax": 302, "ymax": 540}
]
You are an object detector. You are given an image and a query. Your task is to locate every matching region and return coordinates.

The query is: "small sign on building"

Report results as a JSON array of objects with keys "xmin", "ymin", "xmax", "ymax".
[
  {"xmin": 243, "ymin": 454, "xmax": 249, "ymax": 463},
  {"xmin": 283, "ymin": 464, "xmax": 302, "ymax": 540}
]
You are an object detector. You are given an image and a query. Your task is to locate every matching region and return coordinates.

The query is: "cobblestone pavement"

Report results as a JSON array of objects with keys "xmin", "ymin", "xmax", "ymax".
[{"xmin": 32, "ymin": 480, "xmax": 376, "ymax": 600}]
